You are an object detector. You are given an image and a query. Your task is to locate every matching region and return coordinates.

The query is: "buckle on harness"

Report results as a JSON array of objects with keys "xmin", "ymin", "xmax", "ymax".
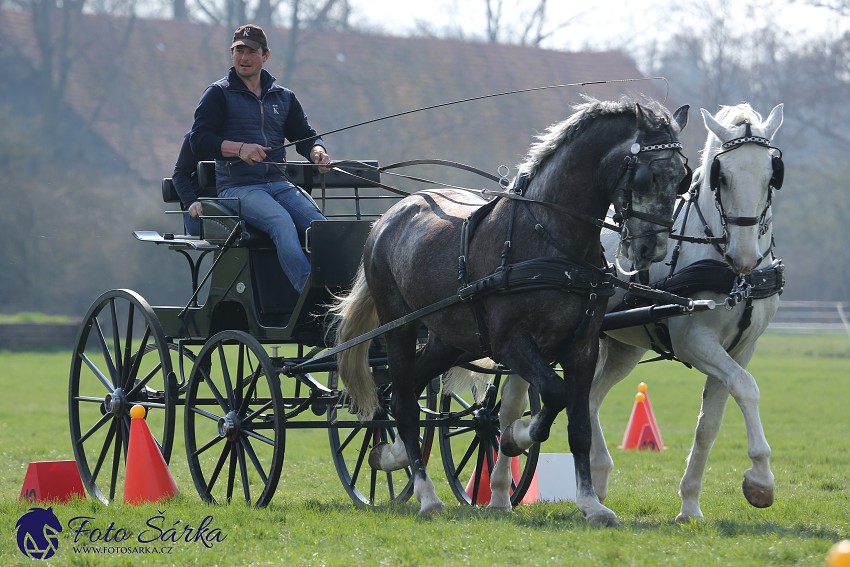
[{"xmin": 726, "ymin": 275, "xmax": 753, "ymax": 308}]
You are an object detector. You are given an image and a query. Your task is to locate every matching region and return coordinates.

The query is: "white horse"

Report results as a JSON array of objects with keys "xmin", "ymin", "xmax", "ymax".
[{"xmin": 448, "ymin": 102, "xmax": 786, "ymax": 519}]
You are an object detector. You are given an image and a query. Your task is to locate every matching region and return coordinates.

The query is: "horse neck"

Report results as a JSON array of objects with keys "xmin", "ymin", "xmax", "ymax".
[{"xmin": 520, "ymin": 160, "xmax": 609, "ymax": 264}]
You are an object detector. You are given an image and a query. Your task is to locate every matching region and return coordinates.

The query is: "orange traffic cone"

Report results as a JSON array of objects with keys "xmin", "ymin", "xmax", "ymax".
[
  {"xmin": 620, "ymin": 382, "xmax": 664, "ymax": 451},
  {"xmin": 123, "ymin": 405, "xmax": 178, "ymax": 504},
  {"xmin": 465, "ymin": 451, "xmax": 524, "ymax": 504}
]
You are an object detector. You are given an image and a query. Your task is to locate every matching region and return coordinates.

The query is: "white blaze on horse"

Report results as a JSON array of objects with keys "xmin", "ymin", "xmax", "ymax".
[
  {"xmin": 454, "ymin": 102, "xmax": 785, "ymax": 522},
  {"xmin": 333, "ymin": 98, "xmax": 690, "ymax": 524}
]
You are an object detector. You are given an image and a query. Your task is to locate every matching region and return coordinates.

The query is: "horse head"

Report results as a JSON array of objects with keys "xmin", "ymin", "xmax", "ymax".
[
  {"xmin": 611, "ymin": 102, "xmax": 691, "ymax": 273},
  {"xmin": 699, "ymin": 103, "xmax": 784, "ymax": 274}
]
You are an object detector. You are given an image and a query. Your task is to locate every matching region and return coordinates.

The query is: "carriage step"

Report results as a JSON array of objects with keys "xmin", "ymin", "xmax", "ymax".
[{"xmin": 132, "ymin": 230, "xmax": 218, "ymax": 250}]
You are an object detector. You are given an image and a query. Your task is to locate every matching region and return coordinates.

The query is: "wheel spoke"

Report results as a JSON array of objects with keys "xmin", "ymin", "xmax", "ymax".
[
  {"xmin": 468, "ymin": 442, "xmax": 488, "ymax": 503},
  {"xmin": 80, "ymin": 351, "xmax": 115, "ymax": 394},
  {"xmin": 335, "ymin": 423, "xmax": 364, "ymax": 454},
  {"xmin": 226, "ymin": 445, "xmax": 237, "ymax": 502},
  {"xmin": 219, "ymin": 345, "xmax": 235, "ymax": 406},
  {"xmin": 121, "ymin": 305, "xmax": 136, "ymax": 389},
  {"xmin": 237, "ymin": 441, "xmax": 251, "ymax": 504},
  {"xmin": 205, "ymin": 442, "xmax": 230, "ymax": 495},
  {"xmin": 241, "ymin": 399, "xmax": 273, "ymax": 425},
  {"xmin": 242, "ymin": 428, "xmax": 275, "ymax": 447},
  {"xmin": 90, "ymin": 419, "xmax": 117, "ymax": 485},
  {"xmin": 189, "ymin": 405, "xmax": 223, "ymax": 423},
  {"xmin": 349, "ymin": 428, "xmax": 372, "ymax": 488},
  {"xmin": 125, "ymin": 328, "xmax": 156, "ymax": 397},
  {"xmin": 109, "ymin": 424, "xmax": 123, "ymax": 502},
  {"xmin": 236, "ymin": 370, "xmax": 261, "ymax": 417},
  {"xmin": 452, "ymin": 435, "xmax": 480, "ymax": 481},
  {"xmin": 450, "ymin": 390, "xmax": 473, "ymax": 410},
  {"xmin": 77, "ymin": 413, "xmax": 112, "ymax": 445},
  {"xmin": 192, "ymin": 433, "xmax": 225, "ymax": 458},
  {"xmin": 444, "ymin": 425, "xmax": 475, "ymax": 439},
  {"xmin": 199, "ymin": 361, "xmax": 230, "ymax": 413},
  {"xmin": 241, "ymin": 437, "xmax": 268, "ymax": 484}
]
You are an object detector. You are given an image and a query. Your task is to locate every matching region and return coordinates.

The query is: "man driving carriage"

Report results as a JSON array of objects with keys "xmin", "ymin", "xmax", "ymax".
[{"xmin": 189, "ymin": 23, "xmax": 331, "ymax": 293}]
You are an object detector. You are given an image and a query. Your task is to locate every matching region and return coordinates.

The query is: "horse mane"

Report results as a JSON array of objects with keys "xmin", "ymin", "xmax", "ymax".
[
  {"xmin": 516, "ymin": 96, "xmax": 672, "ymax": 179},
  {"xmin": 701, "ymin": 103, "xmax": 764, "ymax": 159}
]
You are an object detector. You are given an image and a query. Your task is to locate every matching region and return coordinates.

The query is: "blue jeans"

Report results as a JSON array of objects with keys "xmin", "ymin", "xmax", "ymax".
[
  {"xmin": 219, "ymin": 180, "xmax": 325, "ymax": 293},
  {"xmin": 183, "ymin": 212, "xmax": 201, "ymax": 237}
]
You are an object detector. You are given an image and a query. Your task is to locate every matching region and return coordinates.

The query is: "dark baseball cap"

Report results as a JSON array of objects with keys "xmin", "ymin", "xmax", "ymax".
[{"xmin": 231, "ymin": 24, "xmax": 267, "ymax": 51}]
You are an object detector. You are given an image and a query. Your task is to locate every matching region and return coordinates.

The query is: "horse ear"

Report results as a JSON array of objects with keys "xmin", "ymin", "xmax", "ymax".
[
  {"xmin": 763, "ymin": 103, "xmax": 784, "ymax": 140},
  {"xmin": 672, "ymin": 105, "xmax": 689, "ymax": 131},
  {"xmin": 634, "ymin": 103, "xmax": 648, "ymax": 129},
  {"xmin": 701, "ymin": 108, "xmax": 727, "ymax": 141}
]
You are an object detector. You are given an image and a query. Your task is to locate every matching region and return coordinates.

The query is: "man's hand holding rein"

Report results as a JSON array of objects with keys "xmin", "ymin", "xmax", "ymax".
[{"xmin": 310, "ymin": 145, "xmax": 331, "ymax": 174}]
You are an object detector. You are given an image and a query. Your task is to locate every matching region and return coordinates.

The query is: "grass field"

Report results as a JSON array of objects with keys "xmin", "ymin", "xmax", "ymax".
[{"xmin": 1, "ymin": 332, "xmax": 848, "ymax": 565}]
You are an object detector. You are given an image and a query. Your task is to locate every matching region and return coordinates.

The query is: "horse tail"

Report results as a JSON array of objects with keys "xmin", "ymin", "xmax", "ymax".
[
  {"xmin": 443, "ymin": 359, "xmax": 498, "ymax": 405},
  {"xmin": 332, "ymin": 263, "xmax": 381, "ymax": 420}
]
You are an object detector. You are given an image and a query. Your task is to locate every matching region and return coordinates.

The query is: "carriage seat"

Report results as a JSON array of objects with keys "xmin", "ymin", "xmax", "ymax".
[{"xmin": 192, "ymin": 160, "xmax": 381, "ymax": 247}]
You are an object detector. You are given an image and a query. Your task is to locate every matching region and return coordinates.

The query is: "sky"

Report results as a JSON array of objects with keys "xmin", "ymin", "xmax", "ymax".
[{"xmin": 347, "ymin": 0, "xmax": 847, "ymax": 54}]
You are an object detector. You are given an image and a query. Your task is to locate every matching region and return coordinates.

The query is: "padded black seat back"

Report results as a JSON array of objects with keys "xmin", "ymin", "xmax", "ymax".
[{"xmin": 161, "ymin": 178, "xmax": 180, "ymax": 203}]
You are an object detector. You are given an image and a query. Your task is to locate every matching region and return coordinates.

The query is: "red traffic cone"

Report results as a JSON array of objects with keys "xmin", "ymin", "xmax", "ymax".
[
  {"xmin": 620, "ymin": 382, "xmax": 664, "ymax": 451},
  {"xmin": 20, "ymin": 461, "xmax": 85, "ymax": 503},
  {"xmin": 465, "ymin": 451, "xmax": 523, "ymax": 504},
  {"xmin": 123, "ymin": 405, "xmax": 178, "ymax": 504}
]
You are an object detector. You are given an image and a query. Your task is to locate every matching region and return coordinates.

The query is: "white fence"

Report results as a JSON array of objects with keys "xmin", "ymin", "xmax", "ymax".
[{"xmin": 769, "ymin": 301, "xmax": 850, "ymax": 335}]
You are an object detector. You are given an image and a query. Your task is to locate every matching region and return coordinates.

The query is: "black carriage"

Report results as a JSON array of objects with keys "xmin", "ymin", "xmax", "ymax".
[
  {"xmin": 69, "ymin": 160, "xmax": 542, "ymax": 508},
  {"xmin": 68, "ymin": 158, "xmax": 713, "ymax": 509}
]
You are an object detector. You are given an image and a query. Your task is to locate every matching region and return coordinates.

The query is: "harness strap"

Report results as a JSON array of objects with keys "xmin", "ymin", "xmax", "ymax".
[{"xmin": 727, "ymin": 297, "xmax": 754, "ymax": 352}]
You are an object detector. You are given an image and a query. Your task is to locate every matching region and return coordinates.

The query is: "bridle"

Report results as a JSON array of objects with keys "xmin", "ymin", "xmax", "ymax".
[
  {"xmin": 614, "ymin": 139, "xmax": 692, "ymax": 237},
  {"xmin": 611, "ymin": 134, "xmax": 692, "ymax": 275},
  {"xmin": 691, "ymin": 121, "xmax": 784, "ymax": 260}
]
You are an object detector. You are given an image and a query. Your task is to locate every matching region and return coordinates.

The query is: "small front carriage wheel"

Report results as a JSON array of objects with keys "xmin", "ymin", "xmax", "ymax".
[
  {"xmin": 69, "ymin": 289, "xmax": 178, "ymax": 505},
  {"xmin": 184, "ymin": 330, "xmax": 285, "ymax": 507},
  {"xmin": 439, "ymin": 372, "xmax": 540, "ymax": 507},
  {"xmin": 327, "ymin": 371, "xmax": 437, "ymax": 507}
]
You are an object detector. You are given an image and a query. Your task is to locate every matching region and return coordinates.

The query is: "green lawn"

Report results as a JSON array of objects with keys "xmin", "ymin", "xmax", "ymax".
[{"xmin": 1, "ymin": 332, "xmax": 848, "ymax": 565}]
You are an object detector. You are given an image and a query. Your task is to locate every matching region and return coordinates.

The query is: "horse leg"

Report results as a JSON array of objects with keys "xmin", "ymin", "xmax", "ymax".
[
  {"xmin": 370, "ymin": 337, "xmax": 460, "ymax": 474},
  {"xmin": 498, "ymin": 343, "xmax": 567, "ymax": 457},
  {"xmin": 674, "ymin": 332, "xmax": 774, "ymax": 518},
  {"xmin": 677, "ymin": 374, "xmax": 729, "ymax": 522},
  {"xmin": 374, "ymin": 330, "xmax": 459, "ymax": 516},
  {"xmin": 488, "ymin": 374, "xmax": 530, "ymax": 512},
  {"xmin": 499, "ymin": 338, "xmax": 618, "ymax": 526},
  {"xmin": 562, "ymin": 345, "xmax": 619, "ymax": 526},
  {"xmin": 589, "ymin": 338, "xmax": 646, "ymax": 503}
]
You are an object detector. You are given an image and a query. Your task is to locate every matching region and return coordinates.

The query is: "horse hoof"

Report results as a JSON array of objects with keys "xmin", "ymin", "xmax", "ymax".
[
  {"xmin": 487, "ymin": 502, "xmax": 513, "ymax": 513},
  {"xmin": 742, "ymin": 475, "xmax": 774, "ymax": 508},
  {"xmin": 675, "ymin": 512, "xmax": 704, "ymax": 524},
  {"xmin": 500, "ymin": 422, "xmax": 523, "ymax": 457},
  {"xmin": 418, "ymin": 501, "xmax": 445, "ymax": 517},
  {"xmin": 586, "ymin": 511, "xmax": 619, "ymax": 527},
  {"xmin": 368, "ymin": 442, "xmax": 388, "ymax": 470}
]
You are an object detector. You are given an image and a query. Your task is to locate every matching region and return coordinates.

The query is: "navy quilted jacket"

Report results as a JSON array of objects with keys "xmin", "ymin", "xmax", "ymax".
[{"xmin": 190, "ymin": 68, "xmax": 325, "ymax": 193}]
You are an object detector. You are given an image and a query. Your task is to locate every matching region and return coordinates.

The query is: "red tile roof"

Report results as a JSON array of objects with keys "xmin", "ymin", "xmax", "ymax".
[{"xmin": 2, "ymin": 9, "xmax": 673, "ymax": 182}]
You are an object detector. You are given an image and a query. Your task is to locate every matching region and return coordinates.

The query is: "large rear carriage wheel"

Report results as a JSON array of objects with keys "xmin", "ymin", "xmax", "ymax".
[
  {"xmin": 439, "ymin": 373, "xmax": 540, "ymax": 506},
  {"xmin": 184, "ymin": 330, "xmax": 285, "ymax": 507},
  {"xmin": 69, "ymin": 289, "xmax": 177, "ymax": 504}
]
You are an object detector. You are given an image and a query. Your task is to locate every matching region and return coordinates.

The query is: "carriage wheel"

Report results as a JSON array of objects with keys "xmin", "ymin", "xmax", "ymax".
[
  {"xmin": 327, "ymin": 371, "xmax": 438, "ymax": 507},
  {"xmin": 69, "ymin": 289, "xmax": 177, "ymax": 505},
  {"xmin": 184, "ymin": 330, "xmax": 285, "ymax": 507},
  {"xmin": 439, "ymin": 373, "xmax": 540, "ymax": 506}
]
